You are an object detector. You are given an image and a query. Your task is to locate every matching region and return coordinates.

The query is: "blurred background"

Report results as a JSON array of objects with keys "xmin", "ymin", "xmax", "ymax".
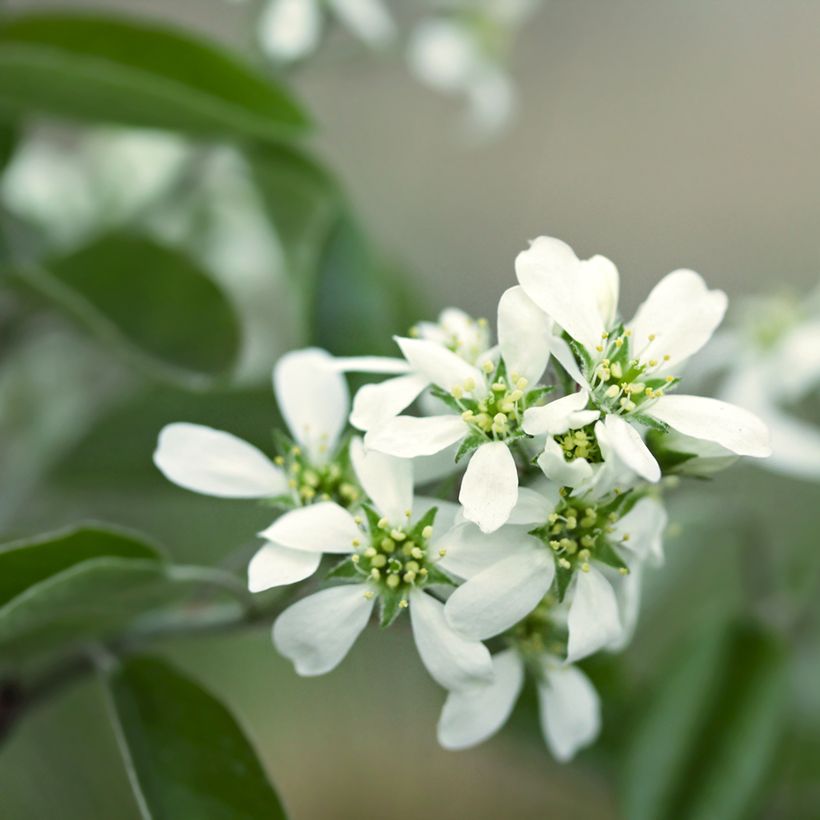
[{"xmin": 1, "ymin": 1, "xmax": 819, "ymax": 818}]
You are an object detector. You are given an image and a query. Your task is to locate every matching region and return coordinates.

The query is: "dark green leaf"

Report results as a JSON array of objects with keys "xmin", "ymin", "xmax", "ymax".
[
  {"xmin": 0, "ymin": 120, "xmax": 16, "ymax": 172},
  {"xmin": 379, "ymin": 588, "xmax": 405, "ymax": 628},
  {"xmin": 0, "ymin": 523, "xmax": 161, "ymax": 607},
  {"xmin": 0, "ymin": 13, "xmax": 309, "ymax": 141},
  {"xmin": 105, "ymin": 655, "xmax": 287, "ymax": 820},
  {"xmin": 12, "ymin": 233, "xmax": 241, "ymax": 388}
]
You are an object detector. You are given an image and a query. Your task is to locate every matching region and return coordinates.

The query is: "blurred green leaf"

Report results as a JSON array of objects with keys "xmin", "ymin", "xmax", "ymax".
[
  {"xmin": 621, "ymin": 621, "xmax": 788, "ymax": 820},
  {"xmin": 0, "ymin": 13, "xmax": 309, "ymax": 141},
  {"xmin": 0, "ymin": 120, "xmax": 15, "ymax": 172},
  {"xmin": 105, "ymin": 655, "xmax": 287, "ymax": 820},
  {"xmin": 11, "ymin": 232, "xmax": 241, "ymax": 388},
  {"xmin": 0, "ymin": 523, "xmax": 161, "ymax": 608}
]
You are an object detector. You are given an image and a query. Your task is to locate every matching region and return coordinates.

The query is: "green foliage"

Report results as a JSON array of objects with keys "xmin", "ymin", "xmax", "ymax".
[
  {"xmin": 0, "ymin": 120, "xmax": 15, "ymax": 172},
  {"xmin": 11, "ymin": 232, "xmax": 241, "ymax": 388},
  {"xmin": 621, "ymin": 621, "xmax": 788, "ymax": 820},
  {"xmin": 105, "ymin": 655, "xmax": 287, "ymax": 819},
  {"xmin": 0, "ymin": 13, "xmax": 309, "ymax": 141}
]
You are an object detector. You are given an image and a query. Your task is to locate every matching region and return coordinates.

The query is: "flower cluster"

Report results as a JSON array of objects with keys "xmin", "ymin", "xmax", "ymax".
[{"xmin": 154, "ymin": 235, "xmax": 770, "ymax": 760}]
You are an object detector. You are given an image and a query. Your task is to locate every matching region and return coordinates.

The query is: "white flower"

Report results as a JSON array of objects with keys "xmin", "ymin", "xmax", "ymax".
[
  {"xmin": 443, "ymin": 485, "xmax": 667, "ymax": 662},
  {"xmin": 515, "ymin": 237, "xmax": 771, "ymax": 482},
  {"xmin": 154, "ymin": 348, "xmax": 404, "ymax": 592},
  {"xmin": 271, "ymin": 443, "xmax": 493, "ymax": 689},
  {"xmin": 255, "ymin": 0, "xmax": 395, "ymax": 63},
  {"xmin": 361, "ymin": 287, "xmax": 553, "ymax": 533},
  {"xmin": 437, "ymin": 649, "xmax": 600, "ymax": 761}
]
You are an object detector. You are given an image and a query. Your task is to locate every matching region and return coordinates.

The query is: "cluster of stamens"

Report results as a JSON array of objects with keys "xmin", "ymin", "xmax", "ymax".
[
  {"xmin": 350, "ymin": 512, "xmax": 441, "ymax": 605},
  {"xmin": 410, "ymin": 316, "xmax": 490, "ymax": 365},
  {"xmin": 558, "ymin": 423, "xmax": 601, "ymax": 463},
  {"xmin": 534, "ymin": 497, "xmax": 629, "ymax": 576},
  {"xmin": 588, "ymin": 329, "xmax": 677, "ymax": 414},
  {"xmin": 275, "ymin": 443, "xmax": 359, "ymax": 507},
  {"xmin": 508, "ymin": 597, "xmax": 565, "ymax": 660}
]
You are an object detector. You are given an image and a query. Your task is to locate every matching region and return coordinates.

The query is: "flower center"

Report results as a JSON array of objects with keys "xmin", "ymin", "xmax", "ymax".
[
  {"xmin": 275, "ymin": 442, "xmax": 359, "ymax": 508},
  {"xmin": 557, "ymin": 423, "xmax": 601, "ymax": 463}
]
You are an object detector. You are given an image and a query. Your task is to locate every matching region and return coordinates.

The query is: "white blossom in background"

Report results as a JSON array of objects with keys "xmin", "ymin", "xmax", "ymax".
[
  {"xmin": 359, "ymin": 286, "xmax": 553, "ymax": 533},
  {"xmin": 271, "ymin": 442, "xmax": 494, "ymax": 689},
  {"xmin": 438, "ymin": 648, "xmax": 600, "ymax": 761},
  {"xmin": 695, "ymin": 288, "xmax": 820, "ymax": 481},
  {"xmin": 407, "ymin": 0, "xmax": 541, "ymax": 136},
  {"xmin": 515, "ymin": 236, "xmax": 771, "ymax": 483},
  {"xmin": 153, "ymin": 348, "xmax": 406, "ymax": 592}
]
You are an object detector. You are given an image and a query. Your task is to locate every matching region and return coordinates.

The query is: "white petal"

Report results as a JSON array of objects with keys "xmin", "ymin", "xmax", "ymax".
[
  {"xmin": 365, "ymin": 414, "xmax": 466, "ymax": 458},
  {"xmin": 349, "ymin": 437, "xmax": 413, "ymax": 525},
  {"xmin": 349, "ymin": 374, "xmax": 428, "ymax": 431},
  {"xmin": 435, "ymin": 521, "xmax": 536, "ymax": 580},
  {"xmin": 629, "ymin": 270, "xmax": 727, "ymax": 370},
  {"xmin": 437, "ymin": 650, "xmax": 524, "ymax": 750},
  {"xmin": 258, "ymin": 502, "xmax": 359, "ymax": 554},
  {"xmin": 409, "ymin": 590, "xmax": 493, "ymax": 691},
  {"xmin": 548, "ymin": 336, "xmax": 591, "ymax": 390},
  {"xmin": 566, "ymin": 566, "xmax": 622, "ymax": 663},
  {"xmin": 607, "ymin": 563, "xmax": 643, "ymax": 652},
  {"xmin": 506, "ymin": 485, "xmax": 558, "ymax": 526},
  {"xmin": 258, "ymin": 0, "xmax": 322, "ymax": 61},
  {"xmin": 536, "ymin": 439, "xmax": 595, "ymax": 488},
  {"xmin": 273, "ymin": 348, "xmax": 349, "ymax": 463},
  {"xmin": 331, "ymin": 355, "xmax": 410, "ymax": 374},
  {"xmin": 395, "ymin": 336, "xmax": 485, "ymax": 393},
  {"xmin": 247, "ymin": 543, "xmax": 321, "ymax": 592},
  {"xmin": 613, "ymin": 496, "xmax": 667, "ymax": 565},
  {"xmin": 497, "ymin": 286, "xmax": 552, "ymax": 385},
  {"xmin": 459, "ymin": 442, "xmax": 519, "ymax": 533},
  {"xmin": 582, "ymin": 254, "xmax": 619, "ymax": 329},
  {"xmin": 445, "ymin": 550, "xmax": 553, "ymax": 640},
  {"xmin": 538, "ymin": 664, "xmax": 601, "ymax": 761},
  {"xmin": 756, "ymin": 406, "xmax": 820, "ymax": 480},
  {"xmin": 603, "ymin": 414, "xmax": 661, "ymax": 482},
  {"xmin": 515, "ymin": 236, "xmax": 606, "ymax": 351},
  {"xmin": 327, "ymin": 0, "xmax": 395, "ymax": 46},
  {"xmin": 154, "ymin": 423, "xmax": 285, "ymax": 498},
  {"xmin": 273, "ymin": 585, "xmax": 374, "ymax": 676},
  {"xmin": 649, "ymin": 394, "xmax": 770, "ymax": 457},
  {"xmin": 523, "ymin": 390, "xmax": 599, "ymax": 436}
]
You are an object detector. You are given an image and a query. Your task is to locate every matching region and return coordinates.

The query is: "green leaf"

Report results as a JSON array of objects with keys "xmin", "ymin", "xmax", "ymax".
[
  {"xmin": 455, "ymin": 431, "xmax": 485, "ymax": 463},
  {"xmin": 0, "ymin": 13, "xmax": 309, "ymax": 141},
  {"xmin": 11, "ymin": 232, "xmax": 241, "ymax": 388},
  {"xmin": 0, "ymin": 120, "xmax": 16, "ymax": 172},
  {"xmin": 105, "ymin": 655, "xmax": 287, "ymax": 820},
  {"xmin": 379, "ymin": 588, "xmax": 405, "ymax": 628},
  {"xmin": 620, "ymin": 621, "xmax": 788, "ymax": 820},
  {"xmin": 0, "ymin": 523, "xmax": 161, "ymax": 608}
]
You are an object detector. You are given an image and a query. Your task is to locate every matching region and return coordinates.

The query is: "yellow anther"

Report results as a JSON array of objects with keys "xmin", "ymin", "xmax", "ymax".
[
  {"xmin": 481, "ymin": 360, "xmax": 495, "ymax": 374},
  {"xmin": 581, "ymin": 562, "xmax": 591, "ymax": 573},
  {"xmin": 411, "ymin": 547, "xmax": 424, "ymax": 560},
  {"xmin": 549, "ymin": 539, "xmax": 561, "ymax": 550},
  {"xmin": 422, "ymin": 525, "xmax": 433, "ymax": 539},
  {"xmin": 619, "ymin": 567, "xmax": 630, "ymax": 576},
  {"xmin": 399, "ymin": 599, "xmax": 409, "ymax": 608},
  {"xmin": 558, "ymin": 558, "xmax": 572, "ymax": 570},
  {"xmin": 405, "ymin": 509, "xmax": 412, "ymax": 518},
  {"xmin": 464, "ymin": 377, "xmax": 477, "ymax": 391},
  {"xmin": 403, "ymin": 571, "xmax": 417, "ymax": 583},
  {"xmin": 300, "ymin": 486, "xmax": 316, "ymax": 500},
  {"xmin": 291, "ymin": 446, "xmax": 301, "ymax": 456},
  {"xmin": 566, "ymin": 517, "xmax": 577, "ymax": 530},
  {"xmin": 648, "ymin": 359, "xmax": 658, "ymax": 367},
  {"xmin": 477, "ymin": 317, "xmax": 488, "ymax": 328},
  {"xmin": 289, "ymin": 462, "xmax": 301, "ymax": 474},
  {"xmin": 492, "ymin": 381, "xmax": 506, "ymax": 392},
  {"xmin": 663, "ymin": 354, "xmax": 671, "ymax": 361},
  {"xmin": 351, "ymin": 538, "xmax": 361, "ymax": 547},
  {"xmin": 377, "ymin": 517, "xmax": 389, "ymax": 529},
  {"xmin": 380, "ymin": 537, "xmax": 395, "ymax": 553},
  {"xmin": 438, "ymin": 548, "xmax": 447, "ymax": 557},
  {"xmin": 595, "ymin": 345, "xmax": 603, "ymax": 352},
  {"xmin": 363, "ymin": 590, "xmax": 375, "ymax": 600},
  {"xmin": 665, "ymin": 375, "xmax": 675, "ymax": 382},
  {"xmin": 602, "ymin": 331, "xmax": 610, "ymax": 339},
  {"xmin": 351, "ymin": 554, "xmax": 360, "ymax": 563},
  {"xmin": 386, "ymin": 574, "xmax": 400, "ymax": 589},
  {"xmin": 625, "ymin": 329, "xmax": 632, "ymax": 337},
  {"xmin": 648, "ymin": 333, "xmax": 656, "ymax": 341},
  {"xmin": 615, "ymin": 338, "xmax": 624, "ymax": 348},
  {"xmin": 611, "ymin": 362, "xmax": 623, "ymax": 379},
  {"xmin": 371, "ymin": 554, "xmax": 387, "ymax": 568},
  {"xmin": 274, "ymin": 455, "xmax": 285, "ymax": 466},
  {"xmin": 406, "ymin": 561, "xmax": 420, "ymax": 573},
  {"xmin": 288, "ymin": 479, "xmax": 298, "ymax": 489},
  {"xmin": 645, "ymin": 387, "xmax": 654, "ymax": 396},
  {"xmin": 370, "ymin": 568, "xmax": 381, "ymax": 580},
  {"xmin": 419, "ymin": 567, "xmax": 428, "ymax": 576},
  {"xmin": 606, "ymin": 384, "xmax": 620, "ymax": 398},
  {"xmin": 629, "ymin": 382, "xmax": 645, "ymax": 393},
  {"xmin": 581, "ymin": 535, "xmax": 595, "ymax": 547},
  {"xmin": 451, "ymin": 385, "xmax": 464, "ymax": 399},
  {"xmin": 622, "ymin": 533, "xmax": 631, "ymax": 542},
  {"xmin": 365, "ymin": 547, "xmax": 377, "ymax": 558},
  {"xmin": 391, "ymin": 529, "xmax": 407, "ymax": 541},
  {"xmin": 516, "ymin": 377, "xmax": 529, "ymax": 389}
]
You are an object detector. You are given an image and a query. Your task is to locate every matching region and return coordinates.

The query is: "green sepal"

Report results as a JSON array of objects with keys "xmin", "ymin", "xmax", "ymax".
[
  {"xmin": 455, "ymin": 431, "xmax": 486, "ymax": 463},
  {"xmin": 326, "ymin": 556, "xmax": 360, "ymax": 581},
  {"xmin": 408, "ymin": 506, "xmax": 437, "ymax": 541},
  {"xmin": 379, "ymin": 588, "xmax": 405, "ymax": 627},
  {"xmin": 272, "ymin": 428, "xmax": 297, "ymax": 459},
  {"xmin": 595, "ymin": 541, "xmax": 629, "ymax": 572},
  {"xmin": 360, "ymin": 503, "xmax": 382, "ymax": 533},
  {"xmin": 424, "ymin": 564, "xmax": 456, "ymax": 588},
  {"xmin": 258, "ymin": 494, "xmax": 295, "ymax": 510},
  {"xmin": 554, "ymin": 561, "xmax": 574, "ymax": 602},
  {"xmin": 631, "ymin": 413, "xmax": 670, "ymax": 434},
  {"xmin": 429, "ymin": 385, "xmax": 464, "ymax": 413},
  {"xmin": 568, "ymin": 338, "xmax": 594, "ymax": 379},
  {"xmin": 524, "ymin": 385, "xmax": 554, "ymax": 406}
]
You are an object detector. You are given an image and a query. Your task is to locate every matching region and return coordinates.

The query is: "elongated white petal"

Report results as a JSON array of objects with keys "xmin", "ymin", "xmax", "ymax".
[
  {"xmin": 365, "ymin": 414, "xmax": 466, "ymax": 458},
  {"xmin": 608, "ymin": 563, "xmax": 642, "ymax": 652},
  {"xmin": 459, "ymin": 442, "xmax": 519, "ymax": 533},
  {"xmin": 274, "ymin": 348, "xmax": 349, "ymax": 463},
  {"xmin": 258, "ymin": 502, "xmax": 359, "ymax": 554},
  {"xmin": 515, "ymin": 237, "xmax": 606, "ymax": 352},
  {"xmin": 548, "ymin": 336, "xmax": 590, "ymax": 390},
  {"xmin": 537, "ymin": 439, "xmax": 595, "ymax": 488},
  {"xmin": 435, "ymin": 522, "xmax": 536, "ymax": 580},
  {"xmin": 756, "ymin": 406, "xmax": 820, "ymax": 480},
  {"xmin": 154, "ymin": 423, "xmax": 285, "ymax": 498},
  {"xmin": 273, "ymin": 585, "xmax": 374, "ymax": 676},
  {"xmin": 258, "ymin": 0, "xmax": 322, "ymax": 61},
  {"xmin": 523, "ymin": 390, "xmax": 599, "ymax": 436},
  {"xmin": 331, "ymin": 355, "xmax": 410, "ymax": 374},
  {"xmin": 395, "ymin": 336, "xmax": 485, "ymax": 394},
  {"xmin": 506, "ymin": 485, "xmax": 558, "ymax": 526},
  {"xmin": 648, "ymin": 394, "xmax": 771, "ymax": 458},
  {"xmin": 410, "ymin": 589, "xmax": 493, "ymax": 691},
  {"xmin": 328, "ymin": 0, "xmax": 395, "ymax": 46},
  {"xmin": 349, "ymin": 437, "xmax": 413, "ymax": 526},
  {"xmin": 613, "ymin": 496, "xmax": 667, "ymax": 565},
  {"xmin": 582, "ymin": 254, "xmax": 619, "ymax": 329},
  {"xmin": 497, "ymin": 285, "xmax": 552, "ymax": 385},
  {"xmin": 538, "ymin": 664, "xmax": 601, "ymax": 761},
  {"xmin": 247, "ymin": 543, "xmax": 321, "ymax": 592},
  {"xmin": 566, "ymin": 566, "xmax": 622, "ymax": 663},
  {"xmin": 629, "ymin": 270, "xmax": 727, "ymax": 370},
  {"xmin": 603, "ymin": 414, "xmax": 661, "ymax": 482},
  {"xmin": 349, "ymin": 374, "xmax": 429, "ymax": 431},
  {"xmin": 437, "ymin": 650, "xmax": 525, "ymax": 750},
  {"xmin": 446, "ymin": 550, "xmax": 553, "ymax": 640}
]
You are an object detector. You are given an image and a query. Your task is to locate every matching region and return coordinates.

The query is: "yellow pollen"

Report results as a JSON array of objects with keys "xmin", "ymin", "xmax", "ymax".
[
  {"xmin": 386, "ymin": 574, "xmax": 400, "ymax": 589},
  {"xmin": 481, "ymin": 360, "xmax": 495, "ymax": 374},
  {"xmin": 377, "ymin": 517, "xmax": 389, "ymax": 529},
  {"xmin": 516, "ymin": 377, "xmax": 529, "ymax": 389},
  {"xmin": 274, "ymin": 455, "xmax": 285, "ymax": 466},
  {"xmin": 581, "ymin": 562, "xmax": 591, "ymax": 573},
  {"xmin": 451, "ymin": 385, "xmax": 463, "ymax": 399},
  {"xmin": 422, "ymin": 525, "xmax": 433, "ymax": 539},
  {"xmin": 438, "ymin": 548, "xmax": 447, "ymax": 557},
  {"xmin": 391, "ymin": 529, "xmax": 407, "ymax": 541},
  {"xmin": 351, "ymin": 538, "xmax": 361, "ymax": 547},
  {"xmin": 363, "ymin": 590, "xmax": 375, "ymax": 600},
  {"xmin": 399, "ymin": 599, "xmax": 409, "ymax": 608},
  {"xmin": 463, "ymin": 377, "xmax": 477, "ymax": 391},
  {"xmin": 371, "ymin": 554, "xmax": 386, "ymax": 568}
]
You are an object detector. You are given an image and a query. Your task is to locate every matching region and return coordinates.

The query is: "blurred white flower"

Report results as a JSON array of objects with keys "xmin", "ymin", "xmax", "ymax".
[
  {"xmin": 437, "ymin": 648, "xmax": 600, "ymax": 761},
  {"xmin": 271, "ymin": 444, "xmax": 494, "ymax": 688},
  {"xmin": 516, "ymin": 236, "xmax": 771, "ymax": 484},
  {"xmin": 360, "ymin": 286, "xmax": 553, "ymax": 533},
  {"xmin": 252, "ymin": 0, "xmax": 396, "ymax": 62}
]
